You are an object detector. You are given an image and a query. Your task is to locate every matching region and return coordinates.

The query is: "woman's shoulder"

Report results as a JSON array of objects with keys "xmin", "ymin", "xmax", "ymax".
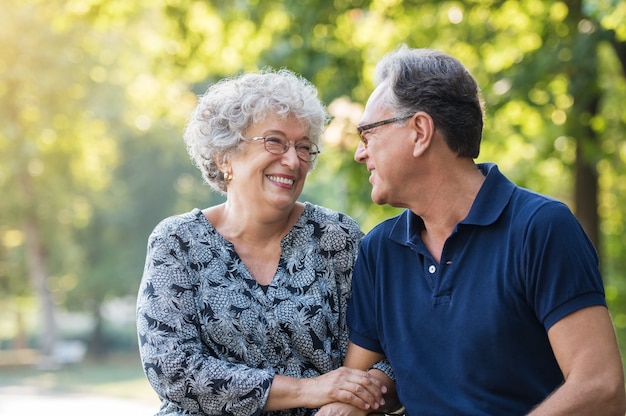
[
  {"xmin": 150, "ymin": 208, "xmax": 210, "ymax": 239},
  {"xmin": 303, "ymin": 202, "xmax": 363, "ymax": 235}
]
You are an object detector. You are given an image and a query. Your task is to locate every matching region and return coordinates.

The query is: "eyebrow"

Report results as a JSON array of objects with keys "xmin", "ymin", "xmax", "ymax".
[{"xmin": 259, "ymin": 130, "xmax": 312, "ymax": 141}]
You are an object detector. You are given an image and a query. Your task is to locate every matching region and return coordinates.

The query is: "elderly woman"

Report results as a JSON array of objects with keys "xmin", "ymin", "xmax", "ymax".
[{"xmin": 136, "ymin": 69, "xmax": 390, "ymax": 416}]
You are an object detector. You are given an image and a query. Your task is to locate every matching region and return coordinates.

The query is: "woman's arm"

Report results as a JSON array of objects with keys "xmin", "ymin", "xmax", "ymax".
[{"xmin": 266, "ymin": 369, "xmax": 386, "ymax": 411}]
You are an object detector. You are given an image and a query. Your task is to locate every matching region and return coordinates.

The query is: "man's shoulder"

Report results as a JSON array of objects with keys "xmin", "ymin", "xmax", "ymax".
[
  {"xmin": 362, "ymin": 211, "xmax": 407, "ymax": 244},
  {"xmin": 509, "ymin": 187, "xmax": 574, "ymax": 223}
]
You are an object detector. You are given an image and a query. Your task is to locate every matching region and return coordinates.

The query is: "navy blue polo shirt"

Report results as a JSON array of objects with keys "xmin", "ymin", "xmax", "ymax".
[{"xmin": 348, "ymin": 163, "xmax": 606, "ymax": 415}]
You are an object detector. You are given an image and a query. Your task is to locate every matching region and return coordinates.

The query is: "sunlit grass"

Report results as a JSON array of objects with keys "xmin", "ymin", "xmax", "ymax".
[{"xmin": 0, "ymin": 353, "xmax": 159, "ymax": 405}]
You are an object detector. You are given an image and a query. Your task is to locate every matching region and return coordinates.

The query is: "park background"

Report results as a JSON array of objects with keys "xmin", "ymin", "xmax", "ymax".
[{"xmin": 1, "ymin": 0, "xmax": 626, "ymax": 410}]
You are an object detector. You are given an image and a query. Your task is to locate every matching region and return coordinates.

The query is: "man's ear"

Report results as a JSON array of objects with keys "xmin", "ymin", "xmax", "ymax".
[{"xmin": 411, "ymin": 111, "xmax": 436, "ymax": 157}]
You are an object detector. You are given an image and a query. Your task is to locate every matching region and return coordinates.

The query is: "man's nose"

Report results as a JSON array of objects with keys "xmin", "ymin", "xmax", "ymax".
[{"xmin": 354, "ymin": 141, "xmax": 367, "ymax": 163}]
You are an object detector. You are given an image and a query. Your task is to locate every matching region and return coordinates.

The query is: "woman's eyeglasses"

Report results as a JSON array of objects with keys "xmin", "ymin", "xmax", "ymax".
[{"xmin": 248, "ymin": 135, "xmax": 320, "ymax": 162}]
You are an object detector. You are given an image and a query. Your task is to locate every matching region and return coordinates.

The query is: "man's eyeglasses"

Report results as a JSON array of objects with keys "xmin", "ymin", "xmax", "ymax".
[
  {"xmin": 356, "ymin": 115, "xmax": 412, "ymax": 148},
  {"xmin": 248, "ymin": 135, "xmax": 320, "ymax": 162}
]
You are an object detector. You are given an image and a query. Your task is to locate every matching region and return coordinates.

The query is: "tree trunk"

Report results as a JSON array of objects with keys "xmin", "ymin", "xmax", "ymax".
[
  {"xmin": 88, "ymin": 300, "xmax": 107, "ymax": 360},
  {"xmin": 565, "ymin": 0, "xmax": 602, "ymax": 261},
  {"xmin": 23, "ymin": 216, "xmax": 58, "ymax": 367},
  {"xmin": 574, "ymin": 145, "xmax": 599, "ymax": 250},
  {"xmin": 19, "ymin": 168, "xmax": 59, "ymax": 368}
]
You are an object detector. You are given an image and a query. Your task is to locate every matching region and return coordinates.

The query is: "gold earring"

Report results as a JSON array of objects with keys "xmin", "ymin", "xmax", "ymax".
[{"xmin": 224, "ymin": 171, "xmax": 232, "ymax": 181}]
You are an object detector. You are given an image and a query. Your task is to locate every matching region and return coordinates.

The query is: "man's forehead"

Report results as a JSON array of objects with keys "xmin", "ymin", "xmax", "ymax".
[{"xmin": 361, "ymin": 84, "xmax": 390, "ymax": 122}]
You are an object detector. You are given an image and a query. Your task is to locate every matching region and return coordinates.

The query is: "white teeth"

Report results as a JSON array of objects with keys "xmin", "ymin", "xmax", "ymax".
[{"xmin": 267, "ymin": 175, "xmax": 294, "ymax": 185}]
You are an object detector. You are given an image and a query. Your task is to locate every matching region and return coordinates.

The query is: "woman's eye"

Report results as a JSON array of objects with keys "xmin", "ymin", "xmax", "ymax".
[{"xmin": 265, "ymin": 136, "xmax": 283, "ymax": 144}]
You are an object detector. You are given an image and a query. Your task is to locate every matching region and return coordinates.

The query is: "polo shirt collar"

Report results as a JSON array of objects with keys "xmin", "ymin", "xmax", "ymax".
[{"xmin": 389, "ymin": 163, "xmax": 516, "ymax": 245}]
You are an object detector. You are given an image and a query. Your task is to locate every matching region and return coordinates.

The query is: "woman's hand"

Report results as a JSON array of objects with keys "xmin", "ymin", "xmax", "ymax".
[
  {"xmin": 265, "ymin": 367, "xmax": 386, "ymax": 411},
  {"xmin": 304, "ymin": 366, "xmax": 387, "ymax": 411}
]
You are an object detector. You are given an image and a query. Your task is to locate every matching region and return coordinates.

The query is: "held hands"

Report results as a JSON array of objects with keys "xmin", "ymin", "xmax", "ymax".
[{"xmin": 304, "ymin": 366, "xmax": 386, "ymax": 411}]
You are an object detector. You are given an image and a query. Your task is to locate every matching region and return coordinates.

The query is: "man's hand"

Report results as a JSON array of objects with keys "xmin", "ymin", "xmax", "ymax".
[{"xmin": 317, "ymin": 402, "xmax": 369, "ymax": 416}]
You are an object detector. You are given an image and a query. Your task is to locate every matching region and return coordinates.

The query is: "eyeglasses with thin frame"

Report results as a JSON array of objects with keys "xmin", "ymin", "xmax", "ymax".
[
  {"xmin": 248, "ymin": 135, "xmax": 320, "ymax": 162},
  {"xmin": 356, "ymin": 115, "xmax": 412, "ymax": 148}
]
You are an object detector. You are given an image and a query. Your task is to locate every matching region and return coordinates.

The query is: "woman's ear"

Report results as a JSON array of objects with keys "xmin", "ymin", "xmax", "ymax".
[
  {"xmin": 411, "ymin": 112, "xmax": 436, "ymax": 157},
  {"xmin": 215, "ymin": 153, "xmax": 231, "ymax": 173}
]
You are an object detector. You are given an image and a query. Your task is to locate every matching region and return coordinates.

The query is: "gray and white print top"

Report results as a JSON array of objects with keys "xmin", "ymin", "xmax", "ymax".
[{"xmin": 136, "ymin": 203, "xmax": 364, "ymax": 416}]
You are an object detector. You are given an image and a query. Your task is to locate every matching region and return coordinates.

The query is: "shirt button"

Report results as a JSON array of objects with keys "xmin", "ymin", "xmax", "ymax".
[{"xmin": 428, "ymin": 265, "xmax": 436, "ymax": 274}]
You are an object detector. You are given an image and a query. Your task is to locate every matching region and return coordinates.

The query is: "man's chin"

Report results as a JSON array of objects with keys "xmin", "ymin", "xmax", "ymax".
[{"xmin": 370, "ymin": 191, "xmax": 387, "ymax": 206}]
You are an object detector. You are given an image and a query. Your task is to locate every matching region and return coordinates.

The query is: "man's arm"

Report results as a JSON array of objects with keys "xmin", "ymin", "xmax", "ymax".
[
  {"xmin": 345, "ymin": 342, "xmax": 402, "ymax": 413},
  {"xmin": 317, "ymin": 342, "xmax": 402, "ymax": 416},
  {"xmin": 528, "ymin": 305, "xmax": 625, "ymax": 415}
]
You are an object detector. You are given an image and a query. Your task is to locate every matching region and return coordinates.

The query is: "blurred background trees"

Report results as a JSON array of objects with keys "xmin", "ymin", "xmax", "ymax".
[{"xmin": 1, "ymin": 0, "xmax": 625, "ymax": 366}]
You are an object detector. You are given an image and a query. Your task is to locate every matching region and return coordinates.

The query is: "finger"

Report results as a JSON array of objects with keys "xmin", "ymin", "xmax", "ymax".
[
  {"xmin": 346, "ymin": 369, "xmax": 386, "ymax": 403},
  {"xmin": 336, "ymin": 381, "xmax": 387, "ymax": 411},
  {"xmin": 317, "ymin": 367, "xmax": 386, "ymax": 409}
]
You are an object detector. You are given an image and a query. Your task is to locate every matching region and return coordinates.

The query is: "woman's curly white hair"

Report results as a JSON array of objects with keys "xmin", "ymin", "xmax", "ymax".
[{"xmin": 183, "ymin": 68, "xmax": 328, "ymax": 194}]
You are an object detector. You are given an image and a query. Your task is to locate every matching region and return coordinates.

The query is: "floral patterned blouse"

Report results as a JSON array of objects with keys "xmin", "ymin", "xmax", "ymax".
[{"xmin": 136, "ymin": 203, "xmax": 364, "ymax": 416}]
